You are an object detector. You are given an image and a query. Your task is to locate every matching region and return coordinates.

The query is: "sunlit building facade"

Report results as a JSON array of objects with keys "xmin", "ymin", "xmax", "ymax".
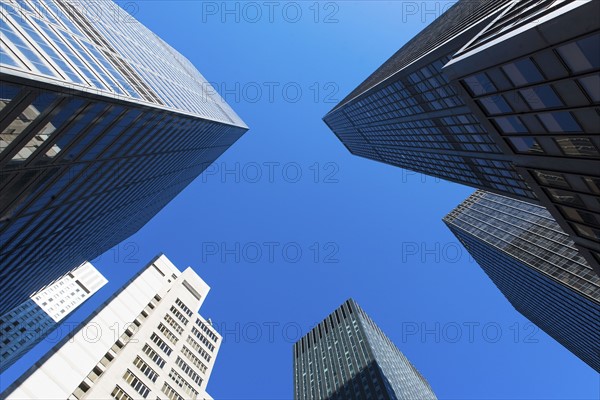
[
  {"xmin": 2, "ymin": 254, "xmax": 221, "ymax": 400},
  {"xmin": 0, "ymin": 0, "xmax": 248, "ymax": 314},
  {"xmin": 0, "ymin": 261, "xmax": 107, "ymax": 374},
  {"xmin": 293, "ymin": 299, "xmax": 436, "ymax": 400},
  {"xmin": 444, "ymin": 190, "xmax": 600, "ymax": 372},
  {"xmin": 323, "ymin": 0, "xmax": 600, "ymax": 272}
]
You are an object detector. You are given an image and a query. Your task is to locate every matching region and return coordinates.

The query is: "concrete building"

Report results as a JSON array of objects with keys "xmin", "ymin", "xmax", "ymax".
[
  {"xmin": 2, "ymin": 254, "xmax": 222, "ymax": 400},
  {"xmin": 0, "ymin": 0, "xmax": 248, "ymax": 314},
  {"xmin": 0, "ymin": 261, "xmax": 107, "ymax": 373},
  {"xmin": 293, "ymin": 299, "xmax": 436, "ymax": 400}
]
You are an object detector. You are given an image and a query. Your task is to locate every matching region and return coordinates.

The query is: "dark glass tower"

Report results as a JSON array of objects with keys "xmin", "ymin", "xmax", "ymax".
[
  {"xmin": 293, "ymin": 299, "xmax": 436, "ymax": 400},
  {"xmin": 0, "ymin": 0, "xmax": 248, "ymax": 314},
  {"xmin": 323, "ymin": 0, "xmax": 600, "ymax": 273},
  {"xmin": 444, "ymin": 190, "xmax": 600, "ymax": 372}
]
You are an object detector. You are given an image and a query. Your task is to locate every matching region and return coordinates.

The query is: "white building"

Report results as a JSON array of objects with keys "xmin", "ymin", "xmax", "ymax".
[
  {"xmin": 2, "ymin": 254, "xmax": 222, "ymax": 400},
  {"xmin": 1, "ymin": 261, "xmax": 107, "ymax": 373}
]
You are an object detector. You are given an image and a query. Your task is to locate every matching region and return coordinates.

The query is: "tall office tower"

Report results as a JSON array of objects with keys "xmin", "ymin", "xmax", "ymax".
[
  {"xmin": 2, "ymin": 254, "xmax": 222, "ymax": 400},
  {"xmin": 0, "ymin": 261, "xmax": 107, "ymax": 374},
  {"xmin": 0, "ymin": 0, "xmax": 248, "ymax": 314},
  {"xmin": 293, "ymin": 299, "xmax": 436, "ymax": 400},
  {"xmin": 323, "ymin": 0, "xmax": 600, "ymax": 272},
  {"xmin": 442, "ymin": 0, "xmax": 600, "ymax": 275},
  {"xmin": 444, "ymin": 190, "xmax": 600, "ymax": 372}
]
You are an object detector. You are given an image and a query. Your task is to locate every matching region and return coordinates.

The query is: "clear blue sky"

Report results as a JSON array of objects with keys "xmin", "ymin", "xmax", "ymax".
[{"xmin": 1, "ymin": 1, "xmax": 599, "ymax": 399}]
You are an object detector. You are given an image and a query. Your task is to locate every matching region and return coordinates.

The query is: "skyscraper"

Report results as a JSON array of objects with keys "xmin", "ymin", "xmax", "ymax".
[
  {"xmin": 0, "ymin": 261, "xmax": 107, "ymax": 374},
  {"xmin": 323, "ymin": 0, "xmax": 599, "ymax": 272},
  {"xmin": 2, "ymin": 254, "xmax": 222, "ymax": 400},
  {"xmin": 293, "ymin": 299, "xmax": 436, "ymax": 400},
  {"xmin": 0, "ymin": 0, "xmax": 249, "ymax": 314},
  {"xmin": 444, "ymin": 190, "xmax": 600, "ymax": 372}
]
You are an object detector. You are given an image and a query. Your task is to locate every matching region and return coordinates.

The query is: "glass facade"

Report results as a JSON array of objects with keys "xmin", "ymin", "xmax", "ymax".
[
  {"xmin": 448, "ymin": 0, "xmax": 600, "ymax": 271},
  {"xmin": 0, "ymin": 0, "xmax": 248, "ymax": 314},
  {"xmin": 293, "ymin": 299, "xmax": 436, "ymax": 400},
  {"xmin": 324, "ymin": 0, "xmax": 599, "ymax": 272},
  {"xmin": 444, "ymin": 191, "xmax": 600, "ymax": 372},
  {"xmin": 323, "ymin": 0, "xmax": 534, "ymax": 200}
]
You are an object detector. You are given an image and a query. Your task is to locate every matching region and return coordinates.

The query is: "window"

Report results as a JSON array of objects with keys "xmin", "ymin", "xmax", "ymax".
[
  {"xmin": 555, "ymin": 137, "xmax": 599, "ymax": 157},
  {"xmin": 162, "ymin": 383, "xmax": 184, "ymax": 400},
  {"xmin": 545, "ymin": 188, "xmax": 584, "ymax": 206},
  {"xmin": 478, "ymin": 95, "xmax": 512, "ymax": 115},
  {"xmin": 142, "ymin": 344, "xmax": 166, "ymax": 368},
  {"xmin": 494, "ymin": 116, "xmax": 528, "ymax": 133},
  {"xmin": 560, "ymin": 206, "xmax": 600, "ymax": 227},
  {"xmin": 519, "ymin": 86, "xmax": 563, "ymax": 110},
  {"xmin": 572, "ymin": 223, "xmax": 600, "ymax": 240},
  {"xmin": 186, "ymin": 336, "xmax": 212, "ymax": 362},
  {"xmin": 502, "ymin": 58, "xmax": 544, "ymax": 86},
  {"xmin": 556, "ymin": 34, "xmax": 600, "ymax": 73},
  {"xmin": 584, "ymin": 177, "xmax": 600, "ymax": 194},
  {"xmin": 507, "ymin": 137, "xmax": 545, "ymax": 154},
  {"xmin": 170, "ymin": 306, "xmax": 189, "ymax": 325},
  {"xmin": 533, "ymin": 170, "xmax": 570, "ymax": 188},
  {"xmin": 578, "ymin": 75, "xmax": 600, "ymax": 102},
  {"xmin": 538, "ymin": 112, "xmax": 581, "ymax": 132},
  {"xmin": 123, "ymin": 370, "xmax": 150, "ymax": 398},
  {"xmin": 133, "ymin": 356, "xmax": 159, "ymax": 382},
  {"xmin": 111, "ymin": 385, "xmax": 133, "ymax": 400},
  {"xmin": 463, "ymin": 73, "xmax": 496, "ymax": 96},
  {"xmin": 175, "ymin": 299, "xmax": 193, "ymax": 317}
]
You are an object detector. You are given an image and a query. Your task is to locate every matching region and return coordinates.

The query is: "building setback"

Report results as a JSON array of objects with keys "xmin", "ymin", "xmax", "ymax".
[
  {"xmin": 2, "ymin": 254, "xmax": 222, "ymax": 400},
  {"xmin": 323, "ymin": 0, "xmax": 599, "ymax": 272},
  {"xmin": 0, "ymin": 261, "xmax": 107, "ymax": 374},
  {"xmin": 293, "ymin": 299, "xmax": 436, "ymax": 400},
  {"xmin": 444, "ymin": 190, "xmax": 600, "ymax": 372},
  {"xmin": 0, "ymin": 0, "xmax": 248, "ymax": 314}
]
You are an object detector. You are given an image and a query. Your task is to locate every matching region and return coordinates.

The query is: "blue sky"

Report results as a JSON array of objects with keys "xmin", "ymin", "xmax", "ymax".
[{"xmin": 1, "ymin": 1, "xmax": 599, "ymax": 399}]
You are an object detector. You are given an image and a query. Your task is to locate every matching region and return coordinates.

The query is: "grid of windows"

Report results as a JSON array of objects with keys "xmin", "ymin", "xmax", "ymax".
[
  {"xmin": 175, "ymin": 356, "xmax": 203, "ymax": 386},
  {"xmin": 168, "ymin": 369, "xmax": 199, "ymax": 400},
  {"xmin": 157, "ymin": 323, "xmax": 179, "ymax": 344},
  {"xmin": 181, "ymin": 346, "xmax": 208, "ymax": 374},
  {"xmin": 445, "ymin": 192, "xmax": 600, "ymax": 372},
  {"xmin": 133, "ymin": 356, "xmax": 159, "ymax": 383},
  {"xmin": 195, "ymin": 318, "xmax": 218, "ymax": 343},
  {"xmin": 150, "ymin": 333, "xmax": 172, "ymax": 356},
  {"xmin": 111, "ymin": 385, "xmax": 133, "ymax": 400},
  {"xmin": 175, "ymin": 298, "xmax": 193, "ymax": 317},
  {"xmin": 170, "ymin": 306, "xmax": 189, "ymax": 325},
  {"xmin": 141, "ymin": 344, "xmax": 166, "ymax": 368},
  {"xmin": 191, "ymin": 327, "xmax": 215, "ymax": 352},
  {"xmin": 122, "ymin": 369, "xmax": 150, "ymax": 398},
  {"xmin": 164, "ymin": 314, "xmax": 184, "ymax": 334},
  {"xmin": 186, "ymin": 336, "xmax": 212, "ymax": 363},
  {"xmin": 161, "ymin": 383, "xmax": 184, "ymax": 400}
]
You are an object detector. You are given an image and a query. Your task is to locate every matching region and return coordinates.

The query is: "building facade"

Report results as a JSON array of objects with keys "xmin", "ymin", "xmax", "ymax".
[
  {"xmin": 0, "ymin": 0, "xmax": 249, "ymax": 314},
  {"xmin": 293, "ymin": 299, "xmax": 436, "ymax": 400},
  {"xmin": 0, "ymin": 261, "xmax": 107, "ymax": 374},
  {"xmin": 442, "ymin": 0, "xmax": 600, "ymax": 273},
  {"xmin": 2, "ymin": 254, "xmax": 222, "ymax": 400},
  {"xmin": 444, "ymin": 190, "xmax": 600, "ymax": 372},
  {"xmin": 323, "ymin": 0, "xmax": 599, "ymax": 272}
]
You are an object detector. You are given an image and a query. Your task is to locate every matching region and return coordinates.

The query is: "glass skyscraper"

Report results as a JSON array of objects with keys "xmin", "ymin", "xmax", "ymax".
[
  {"xmin": 444, "ymin": 190, "xmax": 600, "ymax": 372},
  {"xmin": 293, "ymin": 299, "xmax": 436, "ymax": 400},
  {"xmin": 323, "ymin": 0, "xmax": 599, "ymax": 273},
  {"xmin": 0, "ymin": 0, "xmax": 248, "ymax": 314}
]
